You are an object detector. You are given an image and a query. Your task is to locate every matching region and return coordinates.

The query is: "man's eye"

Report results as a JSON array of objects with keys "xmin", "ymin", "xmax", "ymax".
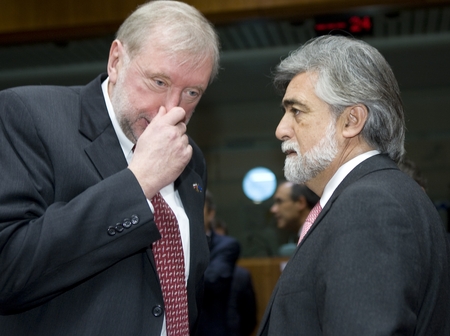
[
  {"xmin": 184, "ymin": 90, "xmax": 201, "ymax": 100},
  {"xmin": 155, "ymin": 80, "xmax": 165, "ymax": 86},
  {"xmin": 292, "ymin": 108, "xmax": 303, "ymax": 116},
  {"xmin": 187, "ymin": 90, "xmax": 200, "ymax": 97}
]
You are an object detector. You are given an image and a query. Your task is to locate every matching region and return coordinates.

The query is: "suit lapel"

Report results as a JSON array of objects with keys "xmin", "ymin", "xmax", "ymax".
[
  {"xmin": 78, "ymin": 74, "xmax": 128, "ymax": 179},
  {"xmin": 84, "ymin": 131, "xmax": 128, "ymax": 179},
  {"xmin": 176, "ymin": 165, "xmax": 204, "ymax": 229},
  {"xmin": 176, "ymin": 164, "xmax": 206, "ymax": 278}
]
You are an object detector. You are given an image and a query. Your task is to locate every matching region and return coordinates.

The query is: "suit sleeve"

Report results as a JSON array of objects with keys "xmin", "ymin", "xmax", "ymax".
[
  {"xmin": 0, "ymin": 89, "xmax": 160, "ymax": 314},
  {"xmin": 315, "ymin": 185, "xmax": 422, "ymax": 335}
]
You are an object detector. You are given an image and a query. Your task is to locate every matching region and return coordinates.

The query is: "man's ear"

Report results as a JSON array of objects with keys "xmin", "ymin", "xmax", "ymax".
[
  {"xmin": 341, "ymin": 104, "xmax": 368, "ymax": 139},
  {"xmin": 107, "ymin": 40, "xmax": 125, "ymax": 85},
  {"xmin": 296, "ymin": 195, "xmax": 307, "ymax": 211}
]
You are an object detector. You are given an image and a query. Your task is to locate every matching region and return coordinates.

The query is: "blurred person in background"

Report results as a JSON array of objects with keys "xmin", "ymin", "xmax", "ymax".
[
  {"xmin": 271, "ymin": 181, "xmax": 319, "ymax": 255},
  {"xmin": 196, "ymin": 190, "xmax": 241, "ymax": 336},
  {"xmin": 212, "ymin": 218, "xmax": 258, "ymax": 336}
]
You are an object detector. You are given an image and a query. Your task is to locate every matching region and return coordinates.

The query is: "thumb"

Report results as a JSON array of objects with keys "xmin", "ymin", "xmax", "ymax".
[{"xmin": 150, "ymin": 106, "xmax": 167, "ymax": 124}]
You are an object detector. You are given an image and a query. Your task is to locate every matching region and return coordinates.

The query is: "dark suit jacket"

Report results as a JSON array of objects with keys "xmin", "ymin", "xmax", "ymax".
[
  {"xmin": 196, "ymin": 230, "xmax": 240, "ymax": 336},
  {"xmin": 0, "ymin": 74, "xmax": 210, "ymax": 335},
  {"xmin": 228, "ymin": 265, "xmax": 257, "ymax": 336},
  {"xmin": 258, "ymin": 154, "xmax": 450, "ymax": 336}
]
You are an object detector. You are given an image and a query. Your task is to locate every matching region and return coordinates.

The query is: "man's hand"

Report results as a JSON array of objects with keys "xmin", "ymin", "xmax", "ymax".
[{"xmin": 128, "ymin": 106, "xmax": 192, "ymax": 199}]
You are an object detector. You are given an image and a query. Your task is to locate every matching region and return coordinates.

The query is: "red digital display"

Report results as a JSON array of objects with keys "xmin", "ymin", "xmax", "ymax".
[{"xmin": 315, "ymin": 15, "xmax": 373, "ymax": 36}]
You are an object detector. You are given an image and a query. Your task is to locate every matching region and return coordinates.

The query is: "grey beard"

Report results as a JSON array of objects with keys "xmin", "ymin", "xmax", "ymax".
[{"xmin": 282, "ymin": 122, "xmax": 338, "ymax": 184}]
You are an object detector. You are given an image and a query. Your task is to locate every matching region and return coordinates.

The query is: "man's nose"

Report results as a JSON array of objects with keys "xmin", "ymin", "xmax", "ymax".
[
  {"xmin": 164, "ymin": 90, "xmax": 182, "ymax": 112},
  {"xmin": 270, "ymin": 204, "xmax": 277, "ymax": 213},
  {"xmin": 275, "ymin": 113, "xmax": 292, "ymax": 141}
]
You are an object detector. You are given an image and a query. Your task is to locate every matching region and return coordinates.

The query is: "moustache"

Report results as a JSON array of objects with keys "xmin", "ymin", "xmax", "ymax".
[{"xmin": 281, "ymin": 141, "xmax": 299, "ymax": 155}]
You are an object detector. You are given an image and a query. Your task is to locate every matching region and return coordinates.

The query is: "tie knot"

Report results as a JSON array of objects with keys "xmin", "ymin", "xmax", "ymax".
[{"xmin": 151, "ymin": 191, "xmax": 162, "ymax": 203}]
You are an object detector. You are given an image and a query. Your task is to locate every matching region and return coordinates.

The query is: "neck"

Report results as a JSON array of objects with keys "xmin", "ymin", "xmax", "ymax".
[{"xmin": 307, "ymin": 142, "xmax": 374, "ymax": 196}]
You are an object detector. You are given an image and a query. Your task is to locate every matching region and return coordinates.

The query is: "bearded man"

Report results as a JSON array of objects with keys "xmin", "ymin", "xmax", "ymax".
[{"xmin": 257, "ymin": 35, "xmax": 450, "ymax": 336}]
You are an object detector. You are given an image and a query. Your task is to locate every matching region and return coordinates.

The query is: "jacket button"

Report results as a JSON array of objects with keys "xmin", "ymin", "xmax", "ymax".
[
  {"xmin": 115, "ymin": 223, "xmax": 124, "ymax": 233},
  {"xmin": 152, "ymin": 305, "xmax": 163, "ymax": 317},
  {"xmin": 131, "ymin": 214, "xmax": 139, "ymax": 225},
  {"xmin": 123, "ymin": 218, "xmax": 132, "ymax": 228},
  {"xmin": 107, "ymin": 226, "xmax": 116, "ymax": 236}
]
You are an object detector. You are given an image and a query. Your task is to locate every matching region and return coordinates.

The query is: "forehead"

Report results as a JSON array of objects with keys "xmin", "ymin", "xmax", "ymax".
[
  {"xmin": 283, "ymin": 72, "xmax": 334, "ymax": 122},
  {"xmin": 283, "ymin": 72, "xmax": 318, "ymax": 105},
  {"xmin": 133, "ymin": 42, "xmax": 212, "ymax": 86},
  {"xmin": 275, "ymin": 183, "xmax": 292, "ymax": 198}
]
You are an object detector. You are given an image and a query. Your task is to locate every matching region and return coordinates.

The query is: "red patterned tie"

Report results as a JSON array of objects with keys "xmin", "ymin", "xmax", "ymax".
[
  {"xmin": 151, "ymin": 192, "xmax": 190, "ymax": 336},
  {"xmin": 298, "ymin": 203, "xmax": 322, "ymax": 244}
]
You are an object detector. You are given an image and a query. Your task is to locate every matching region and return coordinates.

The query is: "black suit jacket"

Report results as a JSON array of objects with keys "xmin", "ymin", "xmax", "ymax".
[
  {"xmin": 258, "ymin": 154, "xmax": 450, "ymax": 336},
  {"xmin": 196, "ymin": 230, "xmax": 240, "ymax": 336},
  {"xmin": 227, "ymin": 265, "xmax": 257, "ymax": 336},
  {"xmin": 0, "ymin": 74, "xmax": 210, "ymax": 335}
]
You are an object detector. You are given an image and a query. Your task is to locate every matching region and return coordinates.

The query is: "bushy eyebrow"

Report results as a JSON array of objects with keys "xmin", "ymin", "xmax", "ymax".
[
  {"xmin": 143, "ymin": 71, "xmax": 206, "ymax": 95},
  {"xmin": 281, "ymin": 98, "xmax": 310, "ymax": 112},
  {"xmin": 143, "ymin": 71, "xmax": 169, "ymax": 81}
]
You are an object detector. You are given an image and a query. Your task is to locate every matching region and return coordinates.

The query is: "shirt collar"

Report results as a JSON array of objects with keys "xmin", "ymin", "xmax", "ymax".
[{"xmin": 320, "ymin": 150, "xmax": 380, "ymax": 207}]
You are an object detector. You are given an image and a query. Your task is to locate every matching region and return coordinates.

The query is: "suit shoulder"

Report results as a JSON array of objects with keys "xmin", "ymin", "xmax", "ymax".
[
  {"xmin": 0, "ymin": 85, "xmax": 85, "ymax": 137},
  {"xmin": 0, "ymin": 85, "xmax": 82, "ymax": 117},
  {"xmin": 1, "ymin": 83, "xmax": 82, "ymax": 94},
  {"xmin": 346, "ymin": 166, "xmax": 428, "ymax": 203},
  {"xmin": 328, "ymin": 164, "xmax": 441, "ymax": 237},
  {"xmin": 213, "ymin": 233, "xmax": 241, "ymax": 251}
]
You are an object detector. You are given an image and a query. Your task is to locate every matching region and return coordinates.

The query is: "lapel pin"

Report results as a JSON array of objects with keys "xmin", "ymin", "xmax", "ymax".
[{"xmin": 193, "ymin": 183, "xmax": 203, "ymax": 192}]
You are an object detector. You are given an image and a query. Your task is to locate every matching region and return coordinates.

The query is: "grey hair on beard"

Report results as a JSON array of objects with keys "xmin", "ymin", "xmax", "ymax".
[
  {"xmin": 274, "ymin": 35, "xmax": 405, "ymax": 162},
  {"xmin": 116, "ymin": 0, "xmax": 220, "ymax": 83}
]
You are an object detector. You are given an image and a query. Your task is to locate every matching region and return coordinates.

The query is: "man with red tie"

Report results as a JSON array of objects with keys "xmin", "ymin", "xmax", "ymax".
[
  {"xmin": 257, "ymin": 35, "xmax": 450, "ymax": 335},
  {"xmin": 0, "ymin": 1, "xmax": 219, "ymax": 335}
]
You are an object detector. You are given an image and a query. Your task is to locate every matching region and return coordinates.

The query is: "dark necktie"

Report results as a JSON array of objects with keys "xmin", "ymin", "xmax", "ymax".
[
  {"xmin": 298, "ymin": 203, "xmax": 322, "ymax": 244},
  {"xmin": 151, "ymin": 192, "xmax": 190, "ymax": 336}
]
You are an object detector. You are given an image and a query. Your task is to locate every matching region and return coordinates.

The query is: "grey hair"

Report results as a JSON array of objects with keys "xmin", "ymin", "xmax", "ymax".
[
  {"xmin": 274, "ymin": 35, "xmax": 405, "ymax": 162},
  {"xmin": 116, "ymin": 0, "xmax": 220, "ymax": 82}
]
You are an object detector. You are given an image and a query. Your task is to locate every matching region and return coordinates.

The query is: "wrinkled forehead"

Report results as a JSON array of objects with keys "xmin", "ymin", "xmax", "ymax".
[
  {"xmin": 282, "ymin": 72, "xmax": 319, "ymax": 104},
  {"xmin": 135, "ymin": 39, "xmax": 213, "ymax": 78}
]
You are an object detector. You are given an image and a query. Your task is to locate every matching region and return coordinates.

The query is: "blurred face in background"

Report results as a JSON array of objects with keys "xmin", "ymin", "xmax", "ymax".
[{"xmin": 271, "ymin": 182, "xmax": 302, "ymax": 232}]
